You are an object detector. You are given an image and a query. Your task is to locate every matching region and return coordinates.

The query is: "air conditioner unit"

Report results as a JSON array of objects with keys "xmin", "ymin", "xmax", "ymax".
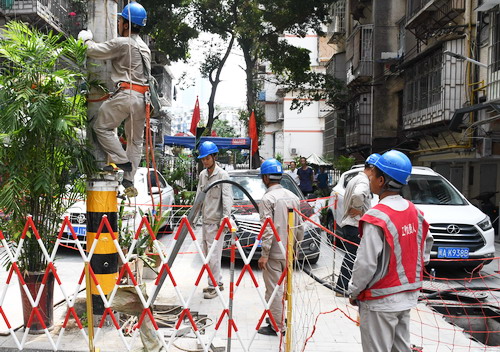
[
  {"xmin": 278, "ymin": 112, "xmax": 284, "ymax": 121},
  {"xmin": 291, "ymin": 148, "xmax": 297, "ymax": 155}
]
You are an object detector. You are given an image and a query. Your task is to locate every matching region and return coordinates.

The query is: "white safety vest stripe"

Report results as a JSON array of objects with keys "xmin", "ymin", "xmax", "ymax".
[
  {"xmin": 366, "ymin": 208, "xmax": 409, "ymax": 286},
  {"xmin": 365, "ymin": 205, "xmax": 426, "ymax": 298}
]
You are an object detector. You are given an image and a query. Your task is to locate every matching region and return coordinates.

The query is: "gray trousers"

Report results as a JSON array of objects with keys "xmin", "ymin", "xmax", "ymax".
[
  {"xmin": 201, "ymin": 223, "xmax": 224, "ymax": 287},
  {"xmin": 359, "ymin": 304, "xmax": 411, "ymax": 352},
  {"xmin": 263, "ymin": 258, "xmax": 286, "ymax": 332},
  {"xmin": 93, "ymin": 89, "xmax": 146, "ymax": 182}
]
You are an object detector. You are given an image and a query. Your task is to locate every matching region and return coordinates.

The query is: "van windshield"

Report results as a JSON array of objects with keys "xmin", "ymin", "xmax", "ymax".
[{"xmin": 401, "ymin": 175, "xmax": 467, "ymax": 205}]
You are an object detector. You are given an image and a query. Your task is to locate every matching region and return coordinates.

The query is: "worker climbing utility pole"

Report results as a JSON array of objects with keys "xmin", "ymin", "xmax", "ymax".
[
  {"xmin": 86, "ymin": 0, "xmax": 117, "ymax": 165},
  {"xmin": 83, "ymin": 0, "xmax": 120, "ymax": 327}
]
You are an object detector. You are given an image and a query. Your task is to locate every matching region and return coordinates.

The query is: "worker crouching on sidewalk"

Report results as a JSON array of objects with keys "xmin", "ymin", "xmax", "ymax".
[
  {"xmin": 257, "ymin": 158, "xmax": 304, "ymax": 336},
  {"xmin": 348, "ymin": 150, "xmax": 433, "ymax": 352},
  {"xmin": 195, "ymin": 141, "xmax": 233, "ymax": 299},
  {"xmin": 78, "ymin": 2, "xmax": 151, "ymax": 197}
]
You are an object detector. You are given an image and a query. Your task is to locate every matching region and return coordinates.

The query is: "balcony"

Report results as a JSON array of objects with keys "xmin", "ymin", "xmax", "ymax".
[
  {"xmin": 345, "ymin": 24, "xmax": 373, "ymax": 85},
  {"xmin": 406, "ymin": 0, "xmax": 465, "ymax": 42},
  {"xmin": 402, "ymin": 41, "xmax": 465, "ymax": 130},
  {"xmin": 0, "ymin": 0, "xmax": 84, "ymax": 36},
  {"xmin": 345, "ymin": 93, "xmax": 371, "ymax": 148},
  {"xmin": 328, "ymin": 0, "xmax": 346, "ymax": 45}
]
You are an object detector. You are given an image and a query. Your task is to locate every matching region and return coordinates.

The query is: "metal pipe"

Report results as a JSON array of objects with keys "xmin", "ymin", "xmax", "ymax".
[
  {"xmin": 443, "ymin": 50, "xmax": 487, "ymax": 68},
  {"xmin": 285, "ymin": 210, "xmax": 295, "ymax": 351}
]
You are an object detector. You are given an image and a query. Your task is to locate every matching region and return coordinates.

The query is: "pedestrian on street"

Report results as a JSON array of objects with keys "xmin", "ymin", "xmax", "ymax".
[
  {"xmin": 335, "ymin": 153, "xmax": 379, "ymax": 295},
  {"xmin": 348, "ymin": 150, "xmax": 433, "ymax": 352},
  {"xmin": 195, "ymin": 141, "xmax": 233, "ymax": 299},
  {"xmin": 78, "ymin": 2, "xmax": 151, "ymax": 196},
  {"xmin": 316, "ymin": 166, "xmax": 329, "ymax": 196},
  {"xmin": 257, "ymin": 158, "xmax": 304, "ymax": 336},
  {"xmin": 297, "ymin": 157, "xmax": 314, "ymax": 197},
  {"xmin": 285, "ymin": 161, "xmax": 300, "ymax": 185}
]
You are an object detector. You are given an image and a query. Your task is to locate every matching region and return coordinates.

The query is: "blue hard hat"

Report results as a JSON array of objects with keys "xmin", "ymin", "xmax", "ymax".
[
  {"xmin": 365, "ymin": 153, "xmax": 380, "ymax": 166},
  {"xmin": 260, "ymin": 158, "xmax": 283, "ymax": 175},
  {"xmin": 373, "ymin": 150, "xmax": 412, "ymax": 185},
  {"xmin": 119, "ymin": 2, "xmax": 147, "ymax": 27},
  {"xmin": 197, "ymin": 141, "xmax": 219, "ymax": 159}
]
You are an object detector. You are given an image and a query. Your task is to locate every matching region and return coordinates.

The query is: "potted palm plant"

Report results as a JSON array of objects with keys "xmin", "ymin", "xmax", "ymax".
[{"xmin": 0, "ymin": 22, "xmax": 96, "ymax": 332}]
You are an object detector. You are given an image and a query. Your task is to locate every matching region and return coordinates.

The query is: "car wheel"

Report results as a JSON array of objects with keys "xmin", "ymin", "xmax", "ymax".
[{"xmin": 307, "ymin": 255, "xmax": 320, "ymax": 265}]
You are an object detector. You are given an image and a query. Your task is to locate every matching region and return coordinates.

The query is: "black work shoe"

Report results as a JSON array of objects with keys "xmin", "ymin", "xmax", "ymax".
[
  {"xmin": 266, "ymin": 317, "xmax": 287, "ymax": 326},
  {"xmin": 122, "ymin": 179, "xmax": 134, "ymax": 189},
  {"xmin": 103, "ymin": 162, "xmax": 132, "ymax": 172},
  {"xmin": 257, "ymin": 324, "xmax": 279, "ymax": 336}
]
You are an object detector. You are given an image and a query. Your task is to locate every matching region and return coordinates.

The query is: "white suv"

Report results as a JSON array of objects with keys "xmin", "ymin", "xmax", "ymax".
[
  {"xmin": 326, "ymin": 166, "xmax": 495, "ymax": 266},
  {"xmin": 61, "ymin": 167, "xmax": 174, "ymax": 247}
]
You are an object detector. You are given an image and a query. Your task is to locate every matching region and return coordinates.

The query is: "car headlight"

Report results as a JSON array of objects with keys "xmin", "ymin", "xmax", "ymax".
[{"xmin": 477, "ymin": 216, "xmax": 493, "ymax": 231}]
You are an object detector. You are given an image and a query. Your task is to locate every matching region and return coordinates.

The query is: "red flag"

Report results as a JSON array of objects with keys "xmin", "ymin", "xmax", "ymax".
[
  {"xmin": 190, "ymin": 97, "xmax": 200, "ymax": 136},
  {"xmin": 249, "ymin": 111, "xmax": 258, "ymax": 156}
]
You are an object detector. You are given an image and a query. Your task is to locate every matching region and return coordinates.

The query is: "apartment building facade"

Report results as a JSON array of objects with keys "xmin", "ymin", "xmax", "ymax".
[
  {"xmin": 259, "ymin": 34, "xmax": 330, "ymax": 163},
  {"xmin": 325, "ymin": 0, "xmax": 500, "ymax": 207}
]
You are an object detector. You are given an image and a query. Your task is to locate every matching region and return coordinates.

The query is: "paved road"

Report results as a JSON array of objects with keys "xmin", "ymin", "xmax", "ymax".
[{"xmin": 0, "ymin": 229, "xmax": 499, "ymax": 351}]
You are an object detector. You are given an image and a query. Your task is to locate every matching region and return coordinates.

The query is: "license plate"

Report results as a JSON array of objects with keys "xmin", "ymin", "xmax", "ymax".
[
  {"xmin": 67, "ymin": 225, "xmax": 86, "ymax": 237},
  {"xmin": 437, "ymin": 247, "xmax": 469, "ymax": 259}
]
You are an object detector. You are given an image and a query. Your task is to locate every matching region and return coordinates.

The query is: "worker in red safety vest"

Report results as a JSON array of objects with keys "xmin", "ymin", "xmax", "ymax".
[
  {"xmin": 78, "ymin": 2, "xmax": 151, "ymax": 197},
  {"xmin": 348, "ymin": 150, "xmax": 433, "ymax": 352}
]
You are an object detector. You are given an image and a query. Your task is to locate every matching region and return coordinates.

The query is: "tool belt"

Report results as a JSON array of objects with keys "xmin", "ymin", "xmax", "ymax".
[{"xmin": 119, "ymin": 82, "xmax": 149, "ymax": 94}]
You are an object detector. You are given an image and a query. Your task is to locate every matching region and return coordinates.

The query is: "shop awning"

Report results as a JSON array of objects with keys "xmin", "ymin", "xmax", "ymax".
[{"xmin": 163, "ymin": 136, "xmax": 251, "ymax": 150}]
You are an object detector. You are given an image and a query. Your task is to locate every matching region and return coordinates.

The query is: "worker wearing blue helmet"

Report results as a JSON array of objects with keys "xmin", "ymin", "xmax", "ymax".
[
  {"xmin": 195, "ymin": 141, "xmax": 233, "ymax": 299},
  {"xmin": 257, "ymin": 158, "xmax": 304, "ymax": 336},
  {"xmin": 335, "ymin": 153, "xmax": 379, "ymax": 295},
  {"xmin": 77, "ymin": 2, "xmax": 151, "ymax": 197},
  {"xmin": 349, "ymin": 150, "xmax": 433, "ymax": 352}
]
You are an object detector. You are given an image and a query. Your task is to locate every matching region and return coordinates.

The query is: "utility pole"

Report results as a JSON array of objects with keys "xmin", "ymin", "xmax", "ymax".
[{"xmin": 85, "ymin": 0, "xmax": 119, "ymax": 329}]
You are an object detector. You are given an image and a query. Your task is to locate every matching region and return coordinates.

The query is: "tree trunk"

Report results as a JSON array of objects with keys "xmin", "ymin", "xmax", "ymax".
[
  {"xmin": 205, "ymin": 35, "xmax": 236, "ymax": 133},
  {"xmin": 240, "ymin": 39, "xmax": 260, "ymax": 168},
  {"xmin": 240, "ymin": 38, "xmax": 258, "ymax": 114}
]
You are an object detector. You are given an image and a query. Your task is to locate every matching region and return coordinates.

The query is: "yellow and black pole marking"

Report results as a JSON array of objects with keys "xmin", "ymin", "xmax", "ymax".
[{"xmin": 86, "ymin": 180, "xmax": 119, "ymax": 315}]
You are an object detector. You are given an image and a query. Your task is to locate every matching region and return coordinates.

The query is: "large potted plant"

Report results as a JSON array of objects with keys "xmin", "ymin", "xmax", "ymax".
[{"xmin": 0, "ymin": 22, "xmax": 96, "ymax": 332}]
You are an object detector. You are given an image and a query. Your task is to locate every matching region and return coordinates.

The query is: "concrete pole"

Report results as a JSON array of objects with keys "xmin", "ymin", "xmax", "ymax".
[
  {"xmin": 84, "ymin": 0, "xmax": 120, "ymax": 323},
  {"xmin": 86, "ymin": 0, "xmax": 117, "ymax": 165}
]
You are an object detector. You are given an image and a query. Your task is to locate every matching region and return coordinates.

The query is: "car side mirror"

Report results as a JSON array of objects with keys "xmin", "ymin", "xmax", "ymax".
[{"xmin": 149, "ymin": 187, "xmax": 161, "ymax": 195}]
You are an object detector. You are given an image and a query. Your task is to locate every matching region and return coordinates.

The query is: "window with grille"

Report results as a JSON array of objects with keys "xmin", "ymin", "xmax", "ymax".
[
  {"xmin": 404, "ymin": 49, "xmax": 442, "ymax": 114},
  {"xmin": 332, "ymin": 0, "xmax": 346, "ymax": 34}
]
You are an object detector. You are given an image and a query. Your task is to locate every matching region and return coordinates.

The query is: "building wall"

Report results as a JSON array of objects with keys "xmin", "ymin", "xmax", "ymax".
[
  {"xmin": 260, "ymin": 33, "xmax": 327, "ymax": 162},
  {"xmin": 372, "ymin": 0, "xmax": 405, "ymax": 143}
]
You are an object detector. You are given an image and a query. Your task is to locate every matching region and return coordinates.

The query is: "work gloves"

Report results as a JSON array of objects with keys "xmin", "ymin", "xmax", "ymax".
[{"xmin": 78, "ymin": 30, "xmax": 93, "ymax": 43}]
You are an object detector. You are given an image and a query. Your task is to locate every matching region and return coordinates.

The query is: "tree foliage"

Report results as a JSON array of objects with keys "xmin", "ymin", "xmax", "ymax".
[
  {"xmin": 139, "ymin": 0, "xmax": 198, "ymax": 62},
  {"xmin": 212, "ymin": 118, "xmax": 237, "ymax": 137},
  {"xmin": 0, "ymin": 22, "xmax": 97, "ymax": 272},
  {"xmin": 144, "ymin": 0, "xmax": 342, "ymax": 138}
]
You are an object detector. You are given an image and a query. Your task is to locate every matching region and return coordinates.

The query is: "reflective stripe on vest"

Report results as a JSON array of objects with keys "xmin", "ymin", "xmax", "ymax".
[{"xmin": 358, "ymin": 202, "xmax": 427, "ymax": 300}]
